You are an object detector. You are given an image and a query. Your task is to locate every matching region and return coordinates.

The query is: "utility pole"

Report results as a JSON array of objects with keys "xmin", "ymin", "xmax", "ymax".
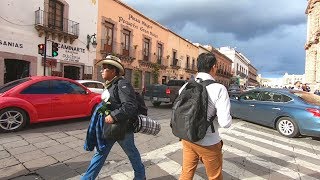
[{"xmin": 43, "ymin": 34, "xmax": 47, "ymax": 76}]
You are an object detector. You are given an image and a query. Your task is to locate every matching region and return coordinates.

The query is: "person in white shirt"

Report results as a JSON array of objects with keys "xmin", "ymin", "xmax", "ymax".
[
  {"xmin": 293, "ymin": 81, "xmax": 302, "ymax": 91},
  {"xmin": 179, "ymin": 53, "xmax": 232, "ymax": 180}
]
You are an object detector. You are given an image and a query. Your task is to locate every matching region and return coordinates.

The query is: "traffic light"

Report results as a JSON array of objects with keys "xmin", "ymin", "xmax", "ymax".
[
  {"xmin": 38, "ymin": 44, "xmax": 45, "ymax": 55},
  {"xmin": 52, "ymin": 42, "xmax": 59, "ymax": 57}
]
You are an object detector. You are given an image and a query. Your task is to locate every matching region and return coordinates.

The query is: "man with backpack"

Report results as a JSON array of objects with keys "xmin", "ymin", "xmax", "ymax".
[
  {"xmin": 171, "ymin": 53, "xmax": 232, "ymax": 180},
  {"xmin": 82, "ymin": 55, "xmax": 146, "ymax": 180}
]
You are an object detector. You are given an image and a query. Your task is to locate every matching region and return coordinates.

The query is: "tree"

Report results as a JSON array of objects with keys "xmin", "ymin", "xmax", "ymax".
[{"xmin": 152, "ymin": 63, "xmax": 160, "ymax": 84}]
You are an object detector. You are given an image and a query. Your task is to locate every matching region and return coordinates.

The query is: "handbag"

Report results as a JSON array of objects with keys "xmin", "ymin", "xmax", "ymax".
[
  {"xmin": 133, "ymin": 115, "xmax": 161, "ymax": 135},
  {"xmin": 102, "ymin": 120, "xmax": 128, "ymax": 141}
]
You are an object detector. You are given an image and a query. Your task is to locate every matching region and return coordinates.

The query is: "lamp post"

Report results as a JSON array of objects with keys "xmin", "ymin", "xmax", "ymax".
[{"xmin": 86, "ymin": 33, "xmax": 97, "ymax": 50}]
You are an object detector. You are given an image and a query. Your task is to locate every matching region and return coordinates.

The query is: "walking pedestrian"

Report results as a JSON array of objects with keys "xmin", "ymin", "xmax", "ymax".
[
  {"xmin": 81, "ymin": 55, "xmax": 145, "ymax": 180},
  {"xmin": 293, "ymin": 81, "xmax": 302, "ymax": 91},
  {"xmin": 178, "ymin": 53, "xmax": 232, "ymax": 180}
]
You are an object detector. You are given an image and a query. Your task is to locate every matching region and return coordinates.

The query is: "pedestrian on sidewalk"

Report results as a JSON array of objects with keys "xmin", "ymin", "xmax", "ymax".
[
  {"xmin": 178, "ymin": 53, "xmax": 232, "ymax": 180},
  {"xmin": 81, "ymin": 55, "xmax": 145, "ymax": 180}
]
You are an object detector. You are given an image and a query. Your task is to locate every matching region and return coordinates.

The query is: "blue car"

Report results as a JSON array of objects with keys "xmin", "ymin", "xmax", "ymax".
[{"xmin": 230, "ymin": 88, "xmax": 320, "ymax": 138}]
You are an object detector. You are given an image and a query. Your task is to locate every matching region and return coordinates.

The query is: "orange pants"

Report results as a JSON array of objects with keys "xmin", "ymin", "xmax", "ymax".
[{"xmin": 179, "ymin": 140, "xmax": 223, "ymax": 180}]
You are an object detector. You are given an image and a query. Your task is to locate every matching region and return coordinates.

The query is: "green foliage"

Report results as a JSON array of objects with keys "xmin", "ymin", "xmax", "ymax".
[
  {"xmin": 133, "ymin": 69, "xmax": 140, "ymax": 88},
  {"xmin": 152, "ymin": 63, "xmax": 160, "ymax": 83}
]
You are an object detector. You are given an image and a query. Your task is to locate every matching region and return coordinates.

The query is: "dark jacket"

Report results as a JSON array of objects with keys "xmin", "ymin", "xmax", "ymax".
[{"xmin": 108, "ymin": 77, "xmax": 138, "ymax": 132}]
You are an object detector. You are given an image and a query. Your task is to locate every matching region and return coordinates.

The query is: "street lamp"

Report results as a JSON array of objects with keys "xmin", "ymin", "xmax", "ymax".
[{"xmin": 86, "ymin": 33, "xmax": 97, "ymax": 50}]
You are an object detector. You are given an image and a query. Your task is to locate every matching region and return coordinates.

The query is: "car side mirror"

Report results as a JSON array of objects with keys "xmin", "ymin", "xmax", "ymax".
[{"xmin": 86, "ymin": 89, "xmax": 91, "ymax": 95}]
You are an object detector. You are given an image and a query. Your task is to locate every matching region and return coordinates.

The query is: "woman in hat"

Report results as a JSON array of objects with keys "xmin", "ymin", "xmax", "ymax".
[{"xmin": 82, "ymin": 55, "xmax": 145, "ymax": 180}]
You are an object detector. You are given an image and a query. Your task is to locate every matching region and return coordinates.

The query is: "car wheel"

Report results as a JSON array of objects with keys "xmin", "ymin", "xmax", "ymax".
[
  {"xmin": 0, "ymin": 108, "xmax": 27, "ymax": 132},
  {"xmin": 152, "ymin": 102, "xmax": 161, "ymax": 107},
  {"xmin": 276, "ymin": 117, "xmax": 300, "ymax": 138}
]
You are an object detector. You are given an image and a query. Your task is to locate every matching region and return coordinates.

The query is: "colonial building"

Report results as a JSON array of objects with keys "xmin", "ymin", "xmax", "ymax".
[
  {"xmin": 282, "ymin": 72, "xmax": 305, "ymax": 87},
  {"xmin": 96, "ymin": 0, "xmax": 199, "ymax": 90},
  {"xmin": 218, "ymin": 46, "xmax": 256, "ymax": 87},
  {"xmin": 0, "ymin": 0, "xmax": 98, "ymax": 85},
  {"xmin": 248, "ymin": 64, "xmax": 259, "ymax": 87},
  {"xmin": 305, "ymin": 0, "xmax": 320, "ymax": 87}
]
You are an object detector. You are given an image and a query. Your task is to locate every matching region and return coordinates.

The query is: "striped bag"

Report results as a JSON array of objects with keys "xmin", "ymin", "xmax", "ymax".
[{"xmin": 133, "ymin": 115, "xmax": 161, "ymax": 135}]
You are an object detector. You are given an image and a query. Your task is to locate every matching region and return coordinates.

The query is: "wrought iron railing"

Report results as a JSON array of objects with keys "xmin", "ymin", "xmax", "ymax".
[{"xmin": 35, "ymin": 9, "xmax": 79, "ymax": 37}]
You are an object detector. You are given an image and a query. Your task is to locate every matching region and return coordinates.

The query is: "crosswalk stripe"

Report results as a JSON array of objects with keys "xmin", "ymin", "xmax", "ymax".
[
  {"xmin": 223, "ymin": 144, "xmax": 317, "ymax": 179},
  {"xmin": 221, "ymin": 134, "xmax": 320, "ymax": 173},
  {"xmin": 235, "ymin": 125, "xmax": 320, "ymax": 151},
  {"xmin": 223, "ymin": 158, "xmax": 266, "ymax": 180},
  {"xmin": 229, "ymin": 128, "xmax": 318, "ymax": 160}
]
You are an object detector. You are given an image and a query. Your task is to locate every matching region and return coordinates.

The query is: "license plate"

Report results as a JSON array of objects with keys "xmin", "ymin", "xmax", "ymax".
[{"xmin": 153, "ymin": 97, "xmax": 158, "ymax": 101}]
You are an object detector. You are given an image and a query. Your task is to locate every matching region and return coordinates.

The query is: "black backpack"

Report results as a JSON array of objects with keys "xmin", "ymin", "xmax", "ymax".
[
  {"xmin": 113, "ymin": 78, "xmax": 148, "ymax": 116},
  {"xmin": 135, "ymin": 91, "xmax": 148, "ymax": 116},
  {"xmin": 171, "ymin": 79, "xmax": 216, "ymax": 142}
]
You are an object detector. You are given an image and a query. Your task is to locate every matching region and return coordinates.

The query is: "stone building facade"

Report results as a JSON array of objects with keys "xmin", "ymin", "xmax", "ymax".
[
  {"xmin": 305, "ymin": 0, "xmax": 320, "ymax": 86},
  {"xmin": 96, "ymin": 0, "xmax": 230, "ymax": 90},
  {"xmin": 0, "ymin": 0, "xmax": 98, "ymax": 85}
]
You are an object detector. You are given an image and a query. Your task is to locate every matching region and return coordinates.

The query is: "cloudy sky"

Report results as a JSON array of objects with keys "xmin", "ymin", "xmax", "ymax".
[{"xmin": 122, "ymin": 0, "xmax": 308, "ymax": 78}]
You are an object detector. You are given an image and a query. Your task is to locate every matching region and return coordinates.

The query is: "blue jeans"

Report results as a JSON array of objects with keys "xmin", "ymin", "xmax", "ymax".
[{"xmin": 81, "ymin": 132, "xmax": 145, "ymax": 180}]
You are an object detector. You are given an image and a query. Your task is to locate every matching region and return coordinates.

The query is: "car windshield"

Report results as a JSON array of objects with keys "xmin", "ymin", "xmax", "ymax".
[
  {"xmin": 0, "ymin": 78, "xmax": 31, "ymax": 93},
  {"xmin": 293, "ymin": 91, "xmax": 320, "ymax": 106}
]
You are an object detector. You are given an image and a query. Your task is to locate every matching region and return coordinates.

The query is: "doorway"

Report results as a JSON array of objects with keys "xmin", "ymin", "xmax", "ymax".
[
  {"xmin": 64, "ymin": 65, "xmax": 80, "ymax": 80},
  {"xmin": 4, "ymin": 59, "xmax": 30, "ymax": 84}
]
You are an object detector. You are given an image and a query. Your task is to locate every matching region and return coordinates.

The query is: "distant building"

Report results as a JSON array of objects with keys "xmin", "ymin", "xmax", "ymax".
[
  {"xmin": 305, "ymin": 0, "xmax": 320, "ymax": 87},
  {"xmin": 218, "ymin": 46, "xmax": 258, "ymax": 87},
  {"xmin": 282, "ymin": 72, "xmax": 305, "ymax": 87}
]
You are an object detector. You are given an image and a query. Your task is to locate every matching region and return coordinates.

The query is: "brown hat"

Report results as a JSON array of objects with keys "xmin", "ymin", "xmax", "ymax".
[{"xmin": 96, "ymin": 55, "xmax": 125, "ymax": 76}]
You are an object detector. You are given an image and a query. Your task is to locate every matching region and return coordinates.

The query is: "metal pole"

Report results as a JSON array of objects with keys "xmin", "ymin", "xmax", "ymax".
[{"xmin": 43, "ymin": 34, "xmax": 47, "ymax": 76}]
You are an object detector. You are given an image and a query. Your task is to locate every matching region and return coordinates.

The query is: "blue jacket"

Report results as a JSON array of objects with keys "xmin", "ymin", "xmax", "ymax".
[{"xmin": 84, "ymin": 102, "xmax": 108, "ymax": 153}]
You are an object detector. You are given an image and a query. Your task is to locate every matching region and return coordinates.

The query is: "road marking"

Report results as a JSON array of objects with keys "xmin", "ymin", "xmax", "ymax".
[
  {"xmin": 229, "ymin": 128, "xmax": 318, "ymax": 160},
  {"xmin": 221, "ymin": 134, "xmax": 320, "ymax": 173},
  {"xmin": 224, "ymin": 144, "xmax": 317, "ymax": 179},
  {"xmin": 235, "ymin": 125, "xmax": 320, "ymax": 151}
]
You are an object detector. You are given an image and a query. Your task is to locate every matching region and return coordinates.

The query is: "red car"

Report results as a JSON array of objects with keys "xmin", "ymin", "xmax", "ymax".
[{"xmin": 0, "ymin": 76, "xmax": 102, "ymax": 132}]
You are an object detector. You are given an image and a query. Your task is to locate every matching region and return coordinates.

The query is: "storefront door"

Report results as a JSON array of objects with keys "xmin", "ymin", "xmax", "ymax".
[
  {"xmin": 64, "ymin": 66, "xmax": 80, "ymax": 80},
  {"xmin": 4, "ymin": 59, "xmax": 30, "ymax": 84}
]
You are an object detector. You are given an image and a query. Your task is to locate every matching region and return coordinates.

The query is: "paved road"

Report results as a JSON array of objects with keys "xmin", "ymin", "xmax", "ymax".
[{"xmin": 0, "ymin": 102, "xmax": 320, "ymax": 180}]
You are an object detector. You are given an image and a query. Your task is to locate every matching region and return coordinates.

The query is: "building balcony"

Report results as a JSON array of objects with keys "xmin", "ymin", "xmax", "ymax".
[
  {"xmin": 185, "ymin": 65, "xmax": 197, "ymax": 74},
  {"xmin": 170, "ymin": 59, "xmax": 181, "ymax": 69},
  {"xmin": 35, "ymin": 9, "xmax": 79, "ymax": 43},
  {"xmin": 100, "ymin": 41, "xmax": 136, "ymax": 64}
]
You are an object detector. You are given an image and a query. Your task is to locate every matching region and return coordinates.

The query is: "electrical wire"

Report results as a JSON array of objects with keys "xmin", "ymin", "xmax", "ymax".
[{"xmin": 0, "ymin": 15, "xmax": 35, "ymax": 26}]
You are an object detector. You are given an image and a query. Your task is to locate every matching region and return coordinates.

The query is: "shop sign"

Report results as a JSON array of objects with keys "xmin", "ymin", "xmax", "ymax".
[
  {"xmin": 0, "ymin": 39, "xmax": 23, "ymax": 48},
  {"xmin": 118, "ymin": 14, "xmax": 159, "ymax": 38},
  {"xmin": 57, "ymin": 43, "xmax": 86, "ymax": 62}
]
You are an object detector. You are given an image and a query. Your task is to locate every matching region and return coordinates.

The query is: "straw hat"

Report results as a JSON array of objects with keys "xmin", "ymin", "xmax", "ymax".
[{"xmin": 96, "ymin": 55, "xmax": 125, "ymax": 76}]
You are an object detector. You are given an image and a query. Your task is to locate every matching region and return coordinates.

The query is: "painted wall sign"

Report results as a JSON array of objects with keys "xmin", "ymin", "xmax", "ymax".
[
  {"xmin": 0, "ymin": 39, "xmax": 23, "ymax": 48},
  {"xmin": 57, "ymin": 43, "xmax": 86, "ymax": 62},
  {"xmin": 118, "ymin": 14, "xmax": 159, "ymax": 38}
]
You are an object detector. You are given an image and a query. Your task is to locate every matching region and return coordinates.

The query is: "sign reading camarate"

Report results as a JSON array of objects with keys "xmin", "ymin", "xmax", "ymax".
[{"xmin": 118, "ymin": 14, "xmax": 159, "ymax": 38}]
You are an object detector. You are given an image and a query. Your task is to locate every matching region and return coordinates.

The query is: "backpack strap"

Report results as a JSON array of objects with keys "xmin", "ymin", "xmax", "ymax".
[{"xmin": 198, "ymin": 78, "xmax": 216, "ymax": 133}]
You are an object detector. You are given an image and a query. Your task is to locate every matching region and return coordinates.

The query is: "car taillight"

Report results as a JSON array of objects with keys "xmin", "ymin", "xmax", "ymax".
[
  {"xmin": 306, "ymin": 108, "xmax": 320, "ymax": 117},
  {"xmin": 166, "ymin": 88, "xmax": 171, "ymax": 95}
]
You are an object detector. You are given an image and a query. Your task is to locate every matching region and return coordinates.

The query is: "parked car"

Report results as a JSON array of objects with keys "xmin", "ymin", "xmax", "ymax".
[
  {"xmin": 245, "ymin": 85, "xmax": 256, "ymax": 91},
  {"xmin": 0, "ymin": 76, "xmax": 102, "ymax": 132},
  {"xmin": 230, "ymin": 88, "xmax": 320, "ymax": 138},
  {"xmin": 76, "ymin": 80, "xmax": 105, "ymax": 94},
  {"xmin": 228, "ymin": 84, "xmax": 243, "ymax": 97},
  {"xmin": 144, "ymin": 79, "xmax": 187, "ymax": 107}
]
